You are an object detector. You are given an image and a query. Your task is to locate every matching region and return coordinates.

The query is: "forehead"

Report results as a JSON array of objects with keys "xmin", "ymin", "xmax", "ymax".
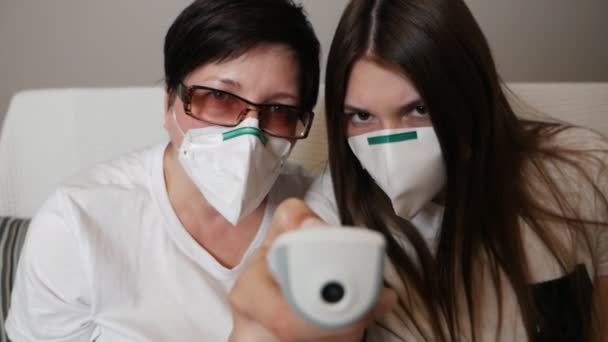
[
  {"xmin": 345, "ymin": 58, "xmax": 420, "ymax": 108},
  {"xmin": 185, "ymin": 44, "xmax": 300, "ymax": 99}
]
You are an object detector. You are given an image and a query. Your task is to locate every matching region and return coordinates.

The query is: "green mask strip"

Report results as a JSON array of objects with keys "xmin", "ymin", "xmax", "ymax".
[
  {"xmin": 223, "ymin": 127, "xmax": 268, "ymax": 145},
  {"xmin": 367, "ymin": 131, "xmax": 418, "ymax": 145}
]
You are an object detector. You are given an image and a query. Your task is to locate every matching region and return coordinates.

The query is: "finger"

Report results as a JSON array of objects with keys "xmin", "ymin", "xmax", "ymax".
[
  {"xmin": 266, "ymin": 288, "xmax": 398, "ymax": 340},
  {"xmin": 228, "ymin": 253, "xmax": 289, "ymax": 333},
  {"xmin": 312, "ymin": 287, "xmax": 397, "ymax": 339},
  {"xmin": 371, "ymin": 287, "xmax": 398, "ymax": 318},
  {"xmin": 260, "ymin": 197, "xmax": 322, "ymax": 249},
  {"xmin": 230, "ymin": 250, "xmax": 341, "ymax": 340},
  {"xmin": 230, "ymin": 199, "xmax": 321, "ymax": 334}
]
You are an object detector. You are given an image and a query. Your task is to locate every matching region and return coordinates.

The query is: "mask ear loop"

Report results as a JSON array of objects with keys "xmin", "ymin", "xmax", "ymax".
[
  {"xmin": 172, "ymin": 110, "xmax": 196, "ymax": 159},
  {"xmin": 172, "ymin": 110, "xmax": 187, "ymax": 137}
]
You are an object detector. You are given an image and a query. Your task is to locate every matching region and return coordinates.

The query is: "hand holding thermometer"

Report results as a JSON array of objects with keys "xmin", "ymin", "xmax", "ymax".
[{"xmin": 266, "ymin": 226, "xmax": 386, "ymax": 329}]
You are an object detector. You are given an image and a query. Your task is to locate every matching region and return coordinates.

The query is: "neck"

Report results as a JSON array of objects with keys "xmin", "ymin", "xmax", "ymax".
[
  {"xmin": 162, "ymin": 143, "xmax": 266, "ymax": 268},
  {"xmin": 164, "ymin": 143, "xmax": 218, "ymax": 217}
]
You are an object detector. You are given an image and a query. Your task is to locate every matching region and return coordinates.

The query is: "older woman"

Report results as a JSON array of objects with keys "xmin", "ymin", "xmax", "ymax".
[{"xmin": 6, "ymin": 0, "xmax": 320, "ymax": 340}]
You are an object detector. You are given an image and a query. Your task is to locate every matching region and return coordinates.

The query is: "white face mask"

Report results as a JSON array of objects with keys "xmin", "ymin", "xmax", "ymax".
[
  {"xmin": 173, "ymin": 112, "xmax": 292, "ymax": 225},
  {"xmin": 348, "ymin": 127, "xmax": 446, "ymax": 219}
]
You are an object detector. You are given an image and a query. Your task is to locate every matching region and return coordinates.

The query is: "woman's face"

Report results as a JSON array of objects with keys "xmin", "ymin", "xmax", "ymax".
[
  {"xmin": 344, "ymin": 58, "xmax": 432, "ymax": 137},
  {"xmin": 164, "ymin": 43, "xmax": 301, "ymax": 148}
]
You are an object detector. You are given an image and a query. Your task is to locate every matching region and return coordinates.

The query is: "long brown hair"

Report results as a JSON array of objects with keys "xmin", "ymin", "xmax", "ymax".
[{"xmin": 325, "ymin": 0, "xmax": 608, "ymax": 340}]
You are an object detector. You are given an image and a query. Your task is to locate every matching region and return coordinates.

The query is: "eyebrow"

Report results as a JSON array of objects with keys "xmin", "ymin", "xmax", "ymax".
[
  {"xmin": 266, "ymin": 93, "xmax": 299, "ymax": 104},
  {"xmin": 201, "ymin": 77, "xmax": 242, "ymax": 89},
  {"xmin": 200, "ymin": 77, "xmax": 299, "ymax": 104},
  {"xmin": 344, "ymin": 98, "xmax": 425, "ymax": 114},
  {"xmin": 344, "ymin": 104, "xmax": 369, "ymax": 113}
]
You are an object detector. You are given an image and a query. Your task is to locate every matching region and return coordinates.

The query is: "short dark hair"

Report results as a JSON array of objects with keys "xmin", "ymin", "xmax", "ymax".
[{"xmin": 164, "ymin": 0, "xmax": 320, "ymax": 111}]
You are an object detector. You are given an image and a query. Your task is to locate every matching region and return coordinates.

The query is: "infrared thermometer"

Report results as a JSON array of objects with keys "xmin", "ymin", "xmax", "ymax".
[{"xmin": 267, "ymin": 226, "xmax": 386, "ymax": 329}]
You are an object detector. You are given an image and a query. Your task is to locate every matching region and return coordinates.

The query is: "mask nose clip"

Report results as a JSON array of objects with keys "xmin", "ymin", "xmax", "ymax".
[{"xmin": 236, "ymin": 107, "xmax": 262, "ymax": 125}]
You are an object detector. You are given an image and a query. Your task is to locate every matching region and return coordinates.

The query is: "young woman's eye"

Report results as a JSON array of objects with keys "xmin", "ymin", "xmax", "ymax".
[
  {"xmin": 350, "ymin": 111, "xmax": 374, "ymax": 123},
  {"xmin": 412, "ymin": 105, "xmax": 429, "ymax": 117}
]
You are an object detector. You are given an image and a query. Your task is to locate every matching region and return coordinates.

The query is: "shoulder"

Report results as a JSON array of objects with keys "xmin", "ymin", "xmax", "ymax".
[
  {"xmin": 524, "ymin": 126, "xmax": 608, "ymax": 209},
  {"xmin": 52, "ymin": 143, "xmax": 166, "ymax": 214},
  {"xmin": 21, "ymin": 143, "xmax": 168, "ymax": 272},
  {"xmin": 527, "ymin": 126, "xmax": 608, "ymax": 274},
  {"xmin": 305, "ymin": 164, "xmax": 334, "ymax": 202},
  {"xmin": 31, "ymin": 143, "xmax": 166, "ymax": 238},
  {"xmin": 304, "ymin": 165, "xmax": 341, "ymax": 225},
  {"xmin": 63, "ymin": 143, "xmax": 164, "ymax": 191},
  {"xmin": 6, "ymin": 187, "xmax": 97, "ymax": 339}
]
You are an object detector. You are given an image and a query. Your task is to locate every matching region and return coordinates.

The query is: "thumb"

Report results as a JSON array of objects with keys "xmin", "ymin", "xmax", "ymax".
[{"xmin": 261, "ymin": 198, "xmax": 323, "ymax": 249}]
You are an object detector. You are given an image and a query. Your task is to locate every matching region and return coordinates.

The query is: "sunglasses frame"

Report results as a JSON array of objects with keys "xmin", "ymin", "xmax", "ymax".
[{"xmin": 176, "ymin": 83, "xmax": 314, "ymax": 139}]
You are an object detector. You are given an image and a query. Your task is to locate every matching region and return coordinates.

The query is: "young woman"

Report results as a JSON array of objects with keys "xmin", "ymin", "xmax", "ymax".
[
  {"xmin": 6, "ymin": 0, "xmax": 320, "ymax": 340},
  {"xmin": 230, "ymin": 0, "xmax": 608, "ymax": 341}
]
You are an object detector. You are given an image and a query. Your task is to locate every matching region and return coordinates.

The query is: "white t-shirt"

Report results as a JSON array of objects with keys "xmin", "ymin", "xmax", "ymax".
[
  {"xmin": 6, "ymin": 142, "xmax": 312, "ymax": 342},
  {"xmin": 304, "ymin": 127, "xmax": 608, "ymax": 341},
  {"xmin": 304, "ymin": 165, "xmax": 445, "ymax": 250}
]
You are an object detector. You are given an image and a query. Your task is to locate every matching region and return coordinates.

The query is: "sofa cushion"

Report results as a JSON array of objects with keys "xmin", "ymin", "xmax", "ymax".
[{"xmin": 0, "ymin": 216, "xmax": 30, "ymax": 341}]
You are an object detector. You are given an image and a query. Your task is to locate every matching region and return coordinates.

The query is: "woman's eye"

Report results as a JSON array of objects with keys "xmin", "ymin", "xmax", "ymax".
[
  {"xmin": 268, "ymin": 105, "xmax": 288, "ymax": 113},
  {"xmin": 350, "ymin": 112, "xmax": 373, "ymax": 123},
  {"xmin": 412, "ymin": 105, "xmax": 429, "ymax": 117},
  {"xmin": 211, "ymin": 91, "xmax": 229, "ymax": 101}
]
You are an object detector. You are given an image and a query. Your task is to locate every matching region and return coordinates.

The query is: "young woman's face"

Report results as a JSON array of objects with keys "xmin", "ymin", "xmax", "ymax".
[
  {"xmin": 165, "ymin": 43, "xmax": 301, "ymax": 147},
  {"xmin": 344, "ymin": 58, "xmax": 432, "ymax": 137}
]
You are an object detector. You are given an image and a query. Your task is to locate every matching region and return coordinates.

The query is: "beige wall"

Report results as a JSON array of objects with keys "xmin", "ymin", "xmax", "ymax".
[
  {"xmin": 1, "ymin": 0, "xmax": 607, "ymax": 127},
  {"xmin": 466, "ymin": 0, "xmax": 608, "ymax": 82}
]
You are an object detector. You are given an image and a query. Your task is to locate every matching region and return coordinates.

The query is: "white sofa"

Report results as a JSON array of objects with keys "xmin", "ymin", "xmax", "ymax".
[{"xmin": 1, "ymin": 83, "xmax": 607, "ymax": 218}]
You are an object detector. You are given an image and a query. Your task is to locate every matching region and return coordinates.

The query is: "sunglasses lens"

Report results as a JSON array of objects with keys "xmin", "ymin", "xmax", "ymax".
[{"xmin": 183, "ymin": 86, "xmax": 313, "ymax": 139}]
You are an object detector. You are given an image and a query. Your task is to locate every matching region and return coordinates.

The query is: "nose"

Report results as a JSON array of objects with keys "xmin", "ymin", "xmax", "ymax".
[
  {"xmin": 242, "ymin": 107, "xmax": 260, "ymax": 120},
  {"xmin": 383, "ymin": 118, "xmax": 403, "ymax": 130}
]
